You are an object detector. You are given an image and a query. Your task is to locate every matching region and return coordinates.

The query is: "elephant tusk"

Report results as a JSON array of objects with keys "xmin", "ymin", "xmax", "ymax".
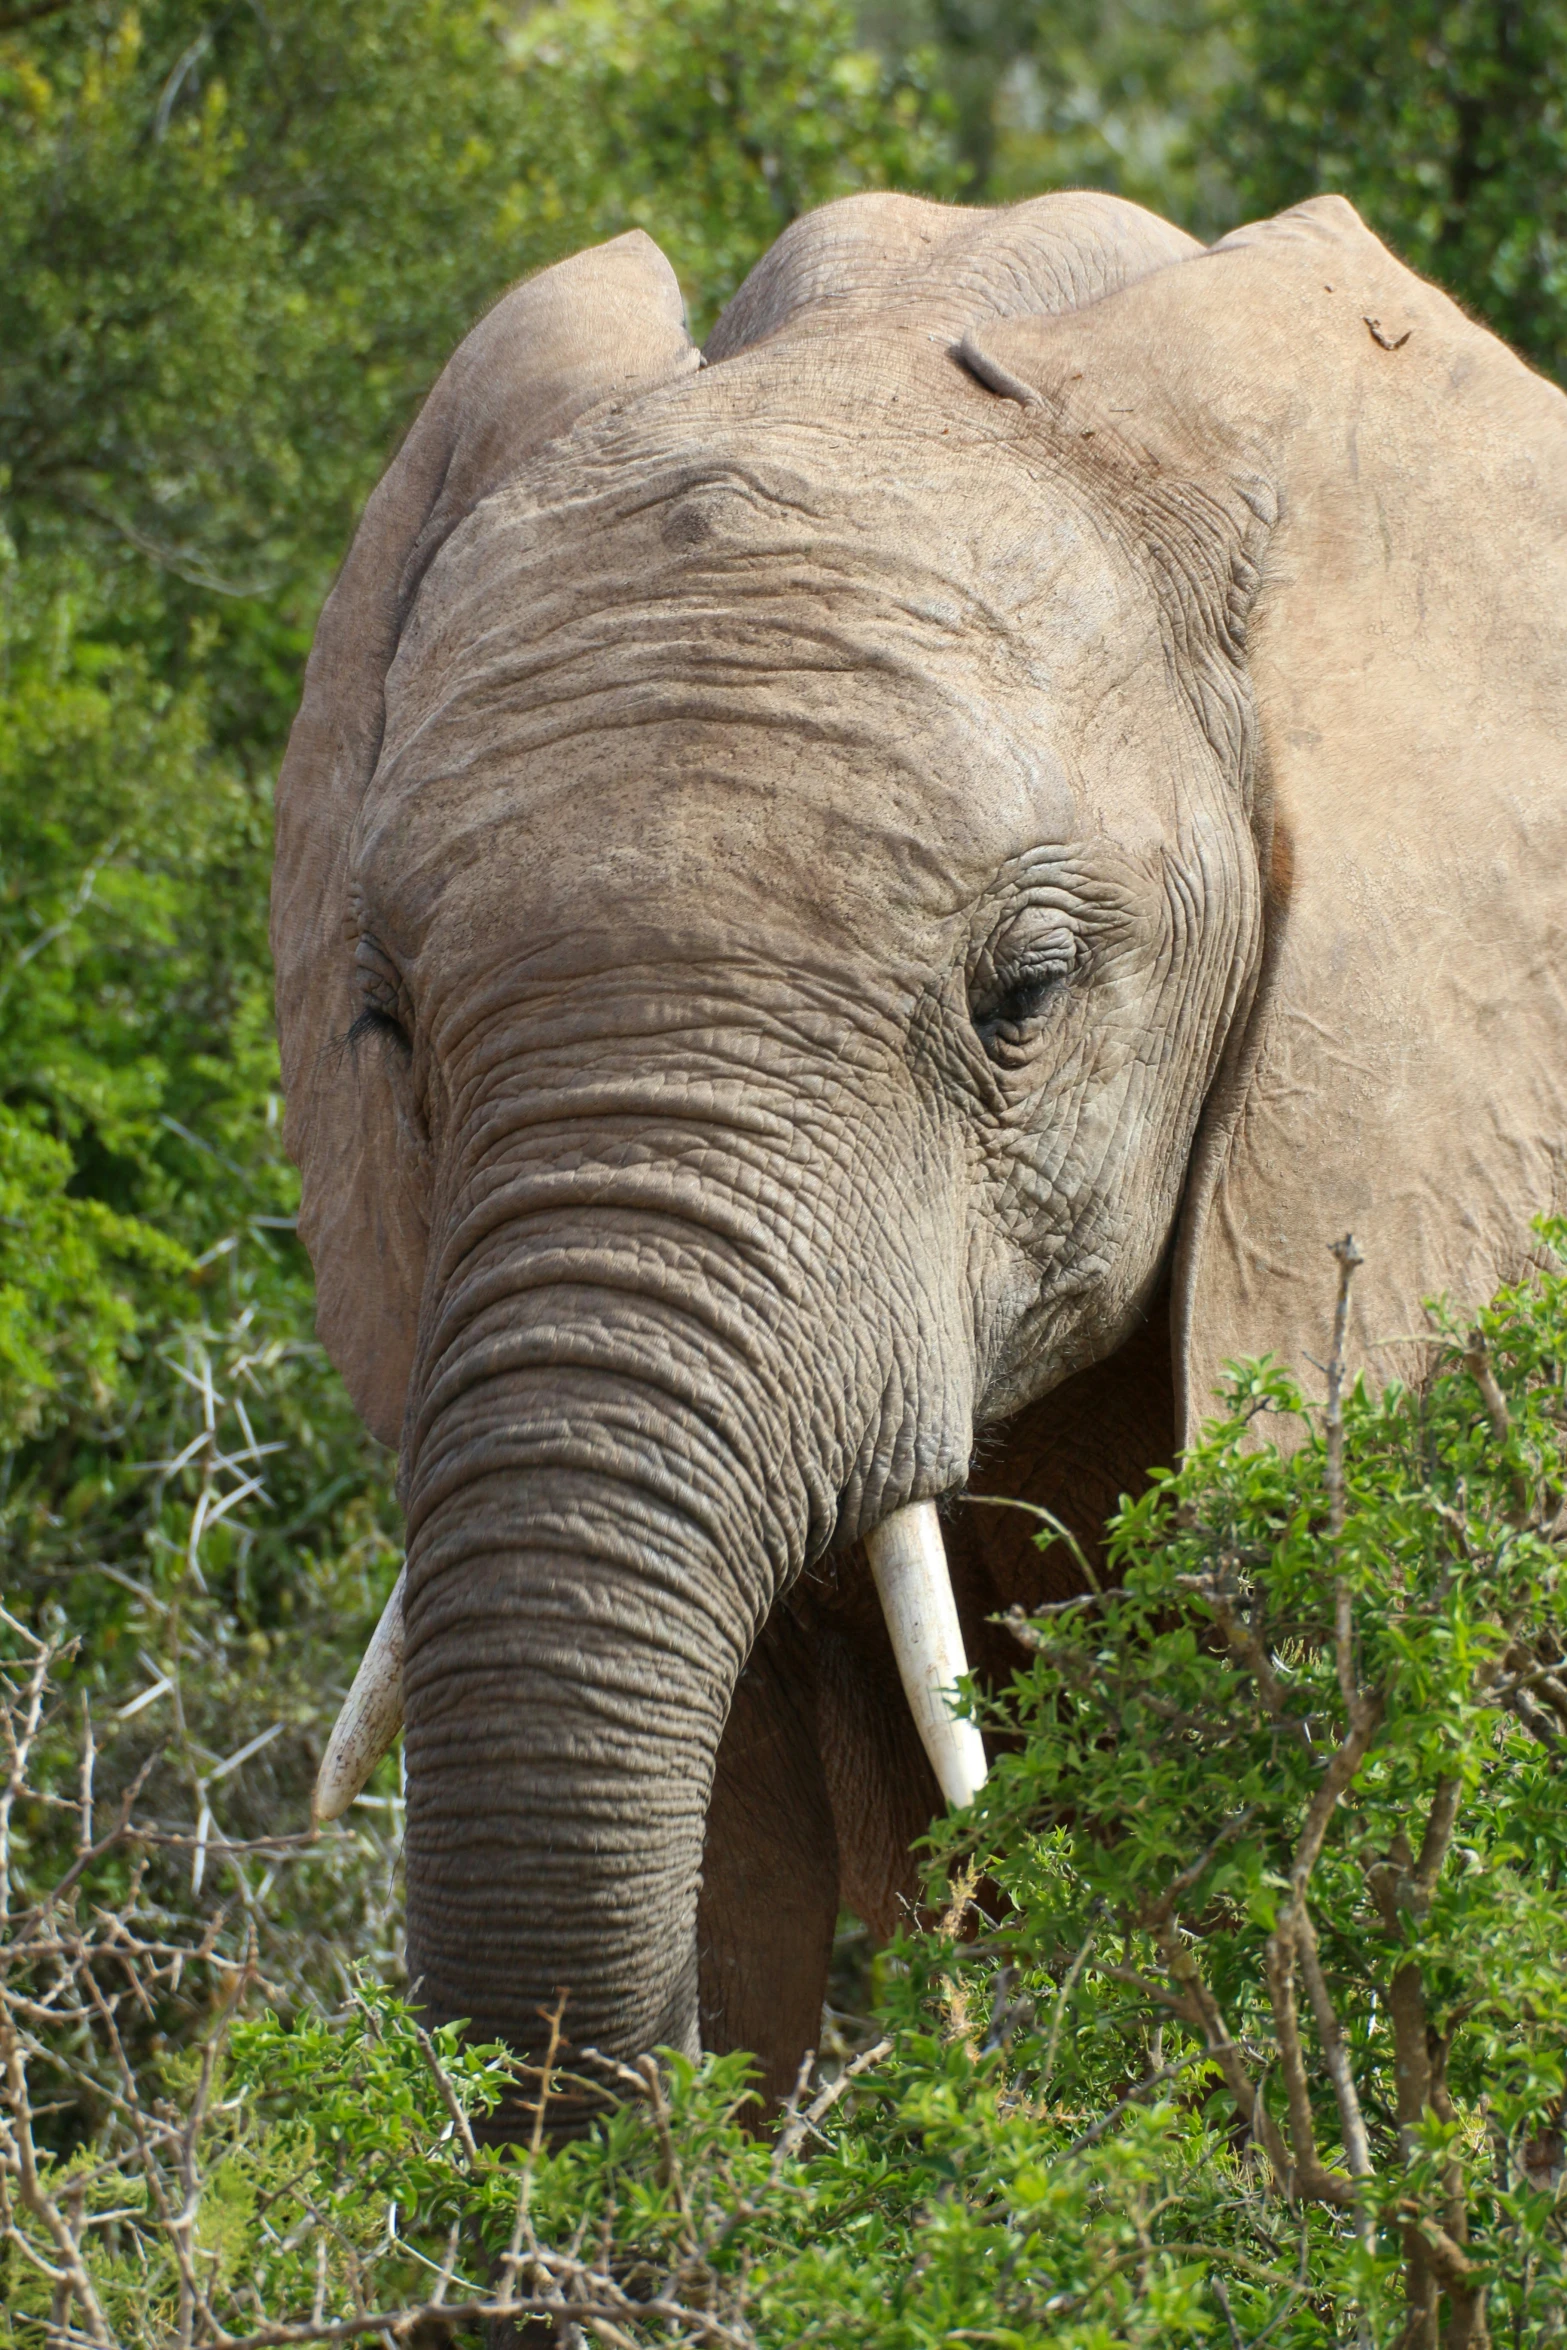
[
  {"xmin": 314, "ymin": 1566, "xmax": 406, "ymax": 1825},
  {"xmin": 865, "ymin": 1501, "xmax": 988, "ymax": 1811}
]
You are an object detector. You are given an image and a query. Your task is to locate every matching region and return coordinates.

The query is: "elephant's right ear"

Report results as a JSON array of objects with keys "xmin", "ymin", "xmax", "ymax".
[
  {"xmin": 962, "ymin": 199, "xmax": 1567, "ymax": 1434},
  {"xmin": 271, "ymin": 234, "xmax": 698, "ymax": 1446}
]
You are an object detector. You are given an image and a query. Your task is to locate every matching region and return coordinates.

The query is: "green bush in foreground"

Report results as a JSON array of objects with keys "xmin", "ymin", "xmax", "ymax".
[{"xmin": 4, "ymin": 1233, "xmax": 1566, "ymax": 2347}]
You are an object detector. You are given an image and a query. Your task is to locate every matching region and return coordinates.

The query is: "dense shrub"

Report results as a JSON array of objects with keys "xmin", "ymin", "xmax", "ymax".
[{"xmin": 4, "ymin": 1242, "xmax": 1565, "ymax": 2346}]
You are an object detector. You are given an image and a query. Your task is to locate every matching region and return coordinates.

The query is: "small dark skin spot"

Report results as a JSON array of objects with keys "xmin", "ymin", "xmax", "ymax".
[{"xmin": 661, "ymin": 502, "xmax": 714, "ymax": 549}]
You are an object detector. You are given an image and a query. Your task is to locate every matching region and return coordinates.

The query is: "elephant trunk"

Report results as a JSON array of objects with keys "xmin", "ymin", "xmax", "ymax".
[
  {"xmin": 390, "ymin": 997, "xmax": 907, "ymax": 2096},
  {"xmin": 379, "ymin": 972, "xmax": 977, "ymax": 2115},
  {"xmin": 400, "ymin": 1273, "xmax": 792, "ymax": 2082}
]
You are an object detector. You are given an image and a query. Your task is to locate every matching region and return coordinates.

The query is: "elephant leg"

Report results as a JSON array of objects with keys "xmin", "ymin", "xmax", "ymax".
[
  {"xmin": 697, "ymin": 1601, "xmax": 840, "ymax": 2112},
  {"xmin": 815, "ymin": 1610, "xmax": 943, "ymax": 1943}
]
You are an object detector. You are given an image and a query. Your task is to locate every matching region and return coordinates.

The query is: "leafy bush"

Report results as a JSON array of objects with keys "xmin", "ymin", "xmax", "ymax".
[
  {"xmin": 5, "ymin": 1240, "xmax": 1566, "ymax": 2347},
  {"xmin": 931, "ymin": 1232, "xmax": 1567, "ymax": 2346}
]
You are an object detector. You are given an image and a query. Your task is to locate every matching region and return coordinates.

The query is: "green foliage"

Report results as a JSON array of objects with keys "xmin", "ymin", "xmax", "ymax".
[
  {"xmin": 869, "ymin": 0, "xmax": 1234, "ymax": 229},
  {"xmin": 1214, "ymin": 1, "xmax": 1567, "ymax": 378},
  {"xmin": 6, "ymin": 1255, "xmax": 1567, "ymax": 2345},
  {"xmin": 0, "ymin": 528, "xmax": 405, "ymax": 2032},
  {"xmin": 4, "ymin": 1, "xmax": 547, "ymax": 594},
  {"xmin": 506, "ymin": 0, "xmax": 959, "ymax": 334},
  {"xmin": 919, "ymin": 1232, "xmax": 1567, "ymax": 2343}
]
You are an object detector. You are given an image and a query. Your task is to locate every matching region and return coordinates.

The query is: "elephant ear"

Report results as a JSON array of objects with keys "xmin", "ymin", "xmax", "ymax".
[
  {"xmin": 272, "ymin": 233, "xmax": 698, "ymax": 1445},
  {"xmin": 961, "ymin": 197, "xmax": 1567, "ymax": 1432}
]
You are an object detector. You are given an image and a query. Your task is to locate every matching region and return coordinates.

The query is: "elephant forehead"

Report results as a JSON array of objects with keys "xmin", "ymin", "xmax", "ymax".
[
  {"xmin": 363, "ymin": 404, "xmax": 1174, "ymax": 954},
  {"xmin": 409, "ymin": 375, "xmax": 1148, "ymax": 702}
]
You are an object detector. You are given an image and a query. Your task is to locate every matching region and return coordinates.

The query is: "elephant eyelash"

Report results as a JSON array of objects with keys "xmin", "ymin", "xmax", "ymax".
[
  {"xmin": 345, "ymin": 1004, "xmax": 412, "ymax": 1058},
  {"xmin": 348, "ymin": 933, "xmax": 414, "ymax": 1059}
]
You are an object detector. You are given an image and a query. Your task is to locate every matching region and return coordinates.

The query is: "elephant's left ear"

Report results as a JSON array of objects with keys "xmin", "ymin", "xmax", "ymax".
[
  {"xmin": 964, "ymin": 197, "xmax": 1567, "ymax": 1433},
  {"xmin": 272, "ymin": 235, "xmax": 698, "ymax": 1446}
]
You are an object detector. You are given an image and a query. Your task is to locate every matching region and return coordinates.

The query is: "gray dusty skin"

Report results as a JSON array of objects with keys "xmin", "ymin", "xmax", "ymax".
[{"xmin": 272, "ymin": 191, "xmax": 1567, "ymax": 2123}]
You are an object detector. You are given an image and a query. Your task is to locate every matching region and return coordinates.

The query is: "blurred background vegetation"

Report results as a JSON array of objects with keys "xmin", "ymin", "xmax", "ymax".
[{"xmin": 3, "ymin": 0, "xmax": 1566, "ymax": 2019}]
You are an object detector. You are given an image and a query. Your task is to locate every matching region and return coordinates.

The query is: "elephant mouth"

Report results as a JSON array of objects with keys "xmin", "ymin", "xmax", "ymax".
[{"xmin": 312, "ymin": 1496, "xmax": 986, "ymax": 1824}]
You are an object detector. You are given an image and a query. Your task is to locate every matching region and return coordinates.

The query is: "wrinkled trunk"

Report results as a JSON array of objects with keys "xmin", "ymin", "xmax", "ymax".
[
  {"xmin": 394, "ymin": 950, "xmax": 979, "ymax": 2130},
  {"xmin": 394, "ymin": 984, "xmax": 972, "ymax": 2122},
  {"xmin": 401, "ymin": 1259, "xmax": 793, "ymax": 2081}
]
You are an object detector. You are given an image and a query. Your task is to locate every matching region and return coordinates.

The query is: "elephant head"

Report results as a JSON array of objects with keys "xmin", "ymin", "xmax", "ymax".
[{"xmin": 273, "ymin": 192, "xmax": 1567, "ymax": 2116}]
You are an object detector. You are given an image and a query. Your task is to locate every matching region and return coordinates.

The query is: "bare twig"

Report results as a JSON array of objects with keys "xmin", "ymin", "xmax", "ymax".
[
  {"xmin": 1324, "ymin": 1234, "xmax": 1364, "ymax": 1545},
  {"xmin": 1063, "ymin": 2047, "xmax": 1209, "ymax": 2157},
  {"xmin": 1462, "ymin": 1332, "xmax": 1533, "ymax": 1525},
  {"xmin": 962, "ymin": 1494, "xmax": 1102, "ymax": 1592},
  {"xmin": 770, "ymin": 2036, "xmax": 892, "ymax": 2175},
  {"xmin": 1178, "ymin": 1579, "xmax": 1291, "ymax": 1724},
  {"xmin": 1143, "ymin": 1920, "xmax": 1296, "ymax": 2189},
  {"xmin": 1041, "ymin": 1930, "xmax": 1097, "ymax": 2091},
  {"xmin": 413, "ymin": 2025, "xmax": 478, "ymax": 2167},
  {"xmin": 1296, "ymin": 1910, "xmax": 1374, "ymax": 2227}
]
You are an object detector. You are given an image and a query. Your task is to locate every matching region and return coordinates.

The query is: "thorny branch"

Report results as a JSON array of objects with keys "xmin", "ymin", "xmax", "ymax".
[{"xmin": 0, "ymin": 1624, "xmax": 905, "ymax": 2349}]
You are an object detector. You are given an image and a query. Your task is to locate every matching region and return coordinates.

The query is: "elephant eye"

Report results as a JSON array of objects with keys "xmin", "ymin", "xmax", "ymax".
[
  {"xmin": 994, "ymin": 967, "xmax": 1062, "ymax": 1025},
  {"xmin": 348, "ymin": 938, "xmax": 413, "ymax": 1058},
  {"xmin": 967, "ymin": 927, "xmax": 1077, "ymax": 1060},
  {"xmin": 347, "ymin": 1003, "xmax": 410, "ymax": 1054}
]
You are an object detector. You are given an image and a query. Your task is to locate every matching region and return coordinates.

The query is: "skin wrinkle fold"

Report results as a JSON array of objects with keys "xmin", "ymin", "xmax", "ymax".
[
  {"xmin": 408, "ymin": 1366, "xmax": 803, "ymax": 1577},
  {"xmin": 431, "ymin": 1147, "xmax": 870, "ymax": 1307},
  {"xmin": 402, "ymin": 524, "xmax": 1050, "ymax": 674},
  {"xmin": 408, "ymin": 1231, "xmax": 958, "ymax": 1541},
  {"xmin": 415, "ymin": 1104, "xmax": 914, "ymax": 1440},
  {"xmin": 407, "ymin": 1639, "xmax": 729, "ymax": 1746},
  {"xmin": 408, "ymin": 1269, "xmax": 822, "ymax": 1466},
  {"xmin": 406, "ymin": 981, "xmax": 948, "ymax": 1516},
  {"xmin": 408, "ymin": 1346, "xmax": 784, "ymax": 1515},
  {"xmin": 417, "ymin": 1276, "xmax": 824, "ymax": 1487},
  {"xmin": 424, "ymin": 1209, "xmax": 820, "ymax": 1352},
  {"xmin": 443, "ymin": 1079, "xmax": 859, "ymax": 1194},
  {"xmin": 373, "ymin": 385, "xmax": 1128, "ymax": 818}
]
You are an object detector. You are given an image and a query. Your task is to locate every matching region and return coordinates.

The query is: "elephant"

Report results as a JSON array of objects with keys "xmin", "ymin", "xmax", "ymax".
[{"xmin": 272, "ymin": 188, "xmax": 1567, "ymax": 2127}]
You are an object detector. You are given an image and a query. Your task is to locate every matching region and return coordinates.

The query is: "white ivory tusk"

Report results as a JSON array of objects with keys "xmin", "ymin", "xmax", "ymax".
[
  {"xmin": 865, "ymin": 1501, "xmax": 988, "ymax": 1811},
  {"xmin": 314, "ymin": 1565, "xmax": 406, "ymax": 1824}
]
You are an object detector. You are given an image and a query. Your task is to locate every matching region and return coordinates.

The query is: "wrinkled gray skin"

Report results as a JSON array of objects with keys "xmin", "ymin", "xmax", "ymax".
[{"xmin": 273, "ymin": 192, "xmax": 1567, "ymax": 2121}]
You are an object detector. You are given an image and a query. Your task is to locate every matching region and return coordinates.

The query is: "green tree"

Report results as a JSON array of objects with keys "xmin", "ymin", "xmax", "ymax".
[
  {"xmin": 1215, "ymin": 0, "xmax": 1567, "ymax": 379},
  {"xmin": 864, "ymin": 0, "xmax": 1230, "ymax": 228},
  {"xmin": 507, "ymin": 0, "xmax": 958, "ymax": 333}
]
